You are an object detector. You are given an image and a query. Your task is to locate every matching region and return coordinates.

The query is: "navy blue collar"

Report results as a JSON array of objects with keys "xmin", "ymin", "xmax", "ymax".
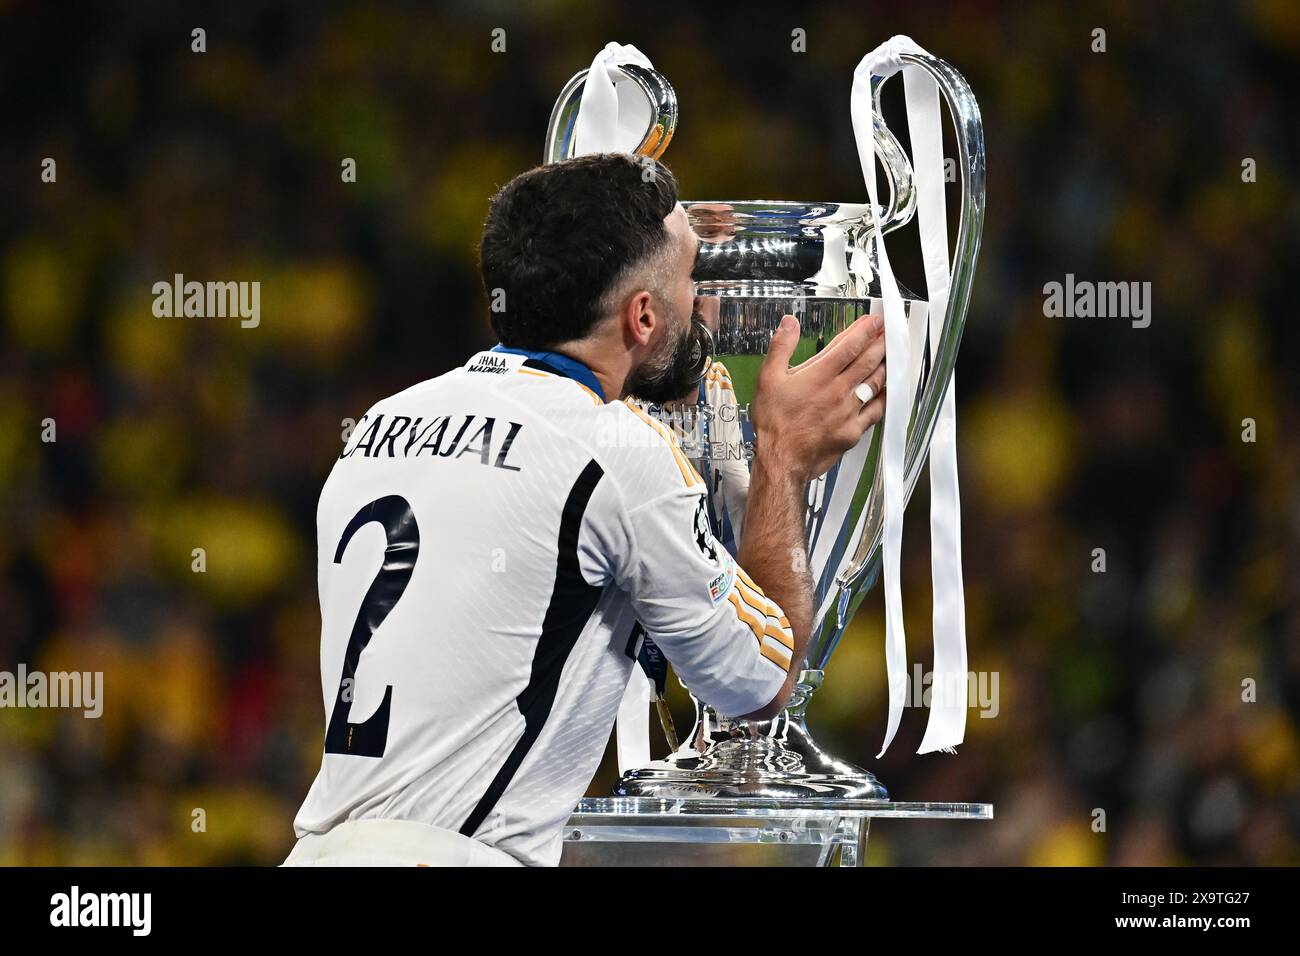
[{"xmin": 491, "ymin": 344, "xmax": 605, "ymax": 401}]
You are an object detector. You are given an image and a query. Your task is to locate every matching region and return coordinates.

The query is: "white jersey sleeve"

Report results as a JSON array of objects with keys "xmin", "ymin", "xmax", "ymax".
[{"xmin": 587, "ymin": 403, "xmax": 793, "ymax": 718}]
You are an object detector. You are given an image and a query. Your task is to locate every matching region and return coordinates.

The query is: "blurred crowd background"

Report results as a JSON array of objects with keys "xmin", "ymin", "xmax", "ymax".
[{"xmin": 1, "ymin": 0, "xmax": 1297, "ymax": 865}]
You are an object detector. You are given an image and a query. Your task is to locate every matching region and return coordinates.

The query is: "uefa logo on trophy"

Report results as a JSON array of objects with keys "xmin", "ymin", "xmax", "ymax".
[{"xmin": 546, "ymin": 37, "xmax": 986, "ymax": 799}]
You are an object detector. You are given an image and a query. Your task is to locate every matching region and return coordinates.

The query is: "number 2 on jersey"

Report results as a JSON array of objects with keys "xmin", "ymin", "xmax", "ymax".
[{"xmin": 326, "ymin": 495, "xmax": 420, "ymax": 758}]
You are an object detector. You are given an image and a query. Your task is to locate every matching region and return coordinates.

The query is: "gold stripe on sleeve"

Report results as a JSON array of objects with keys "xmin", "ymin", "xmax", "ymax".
[
  {"xmin": 764, "ymin": 621, "xmax": 795, "ymax": 652},
  {"xmin": 734, "ymin": 564, "xmax": 766, "ymax": 598},
  {"xmin": 760, "ymin": 642, "xmax": 792, "ymax": 672},
  {"xmin": 727, "ymin": 592, "xmax": 764, "ymax": 644}
]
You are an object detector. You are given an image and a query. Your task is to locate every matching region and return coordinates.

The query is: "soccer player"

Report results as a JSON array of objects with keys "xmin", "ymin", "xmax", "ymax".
[{"xmin": 284, "ymin": 153, "xmax": 887, "ymax": 866}]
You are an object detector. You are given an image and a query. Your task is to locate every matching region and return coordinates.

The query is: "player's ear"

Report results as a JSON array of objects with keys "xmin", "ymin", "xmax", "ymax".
[{"xmin": 621, "ymin": 289, "xmax": 656, "ymax": 349}]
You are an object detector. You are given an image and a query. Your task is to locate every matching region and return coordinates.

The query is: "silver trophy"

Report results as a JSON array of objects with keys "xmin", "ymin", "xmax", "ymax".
[{"xmin": 546, "ymin": 47, "xmax": 985, "ymax": 799}]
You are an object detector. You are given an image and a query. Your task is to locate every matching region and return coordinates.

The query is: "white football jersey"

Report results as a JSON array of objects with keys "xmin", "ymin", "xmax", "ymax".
[{"xmin": 292, "ymin": 346, "xmax": 793, "ymax": 866}]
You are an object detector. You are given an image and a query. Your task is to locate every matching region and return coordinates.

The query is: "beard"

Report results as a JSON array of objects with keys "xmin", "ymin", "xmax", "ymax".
[{"xmin": 624, "ymin": 306, "xmax": 713, "ymax": 405}]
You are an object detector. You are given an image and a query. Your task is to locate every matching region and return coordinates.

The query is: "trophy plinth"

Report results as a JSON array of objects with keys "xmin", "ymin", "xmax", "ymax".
[{"xmin": 561, "ymin": 796, "xmax": 991, "ymax": 867}]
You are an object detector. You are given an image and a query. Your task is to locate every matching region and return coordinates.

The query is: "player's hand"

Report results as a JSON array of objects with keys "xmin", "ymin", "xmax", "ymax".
[{"xmin": 749, "ymin": 313, "xmax": 886, "ymax": 482}]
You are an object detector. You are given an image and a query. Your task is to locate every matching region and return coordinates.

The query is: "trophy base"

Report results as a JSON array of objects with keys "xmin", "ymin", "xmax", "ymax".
[
  {"xmin": 615, "ymin": 674, "xmax": 888, "ymax": 800},
  {"xmin": 615, "ymin": 762, "xmax": 889, "ymax": 800}
]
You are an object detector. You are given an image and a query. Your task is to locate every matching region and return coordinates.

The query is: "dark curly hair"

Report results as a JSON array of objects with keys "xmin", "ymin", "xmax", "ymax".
[{"xmin": 479, "ymin": 153, "xmax": 680, "ymax": 349}]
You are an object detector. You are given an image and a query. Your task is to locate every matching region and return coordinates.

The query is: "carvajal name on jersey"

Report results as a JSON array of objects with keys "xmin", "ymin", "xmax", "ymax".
[{"xmin": 341, "ymin": 412, "xmax": 523, "ymax": 470}]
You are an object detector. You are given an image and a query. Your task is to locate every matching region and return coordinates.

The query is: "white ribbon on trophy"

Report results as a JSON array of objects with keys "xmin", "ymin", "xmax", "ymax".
[
  {"xmin": 573, "ymin": 42, "xmax": 656, "ymax": 156},
  {"xmin": 564, "ymin": 40, "xmax": 664, "ymax": 774},
  {"xmin": 614, "ymin": 627, "xmax": 657, "ymax": 774},
  {"xmin": 852, "ymin": 35, "xmax": 968, "ymax": 757}
]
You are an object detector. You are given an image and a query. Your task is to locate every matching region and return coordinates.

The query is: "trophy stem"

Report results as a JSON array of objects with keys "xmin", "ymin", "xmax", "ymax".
[
  {"xmin": 616, "ymin": 669, "xmax": 889, "ymax": 799},
  {"xmin": 785, "ymin": 668, "xmax": 821, "ymax": 717}
]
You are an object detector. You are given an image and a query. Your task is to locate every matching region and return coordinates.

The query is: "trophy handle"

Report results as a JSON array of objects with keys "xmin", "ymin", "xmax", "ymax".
[
  {"xmin": 824, "ymin": 50, "xmax": 987, "ymax": 635},
  {"xmin": 543, "ymin": 63, "xmax": 678, "ymax": 164},
  {"xmin": 870, "ymin": 89, "xmax": 917, "ymax": 236},
  {"xmin": 544, "ymin": 63, "xmax": 917, "ymax": 241}
]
